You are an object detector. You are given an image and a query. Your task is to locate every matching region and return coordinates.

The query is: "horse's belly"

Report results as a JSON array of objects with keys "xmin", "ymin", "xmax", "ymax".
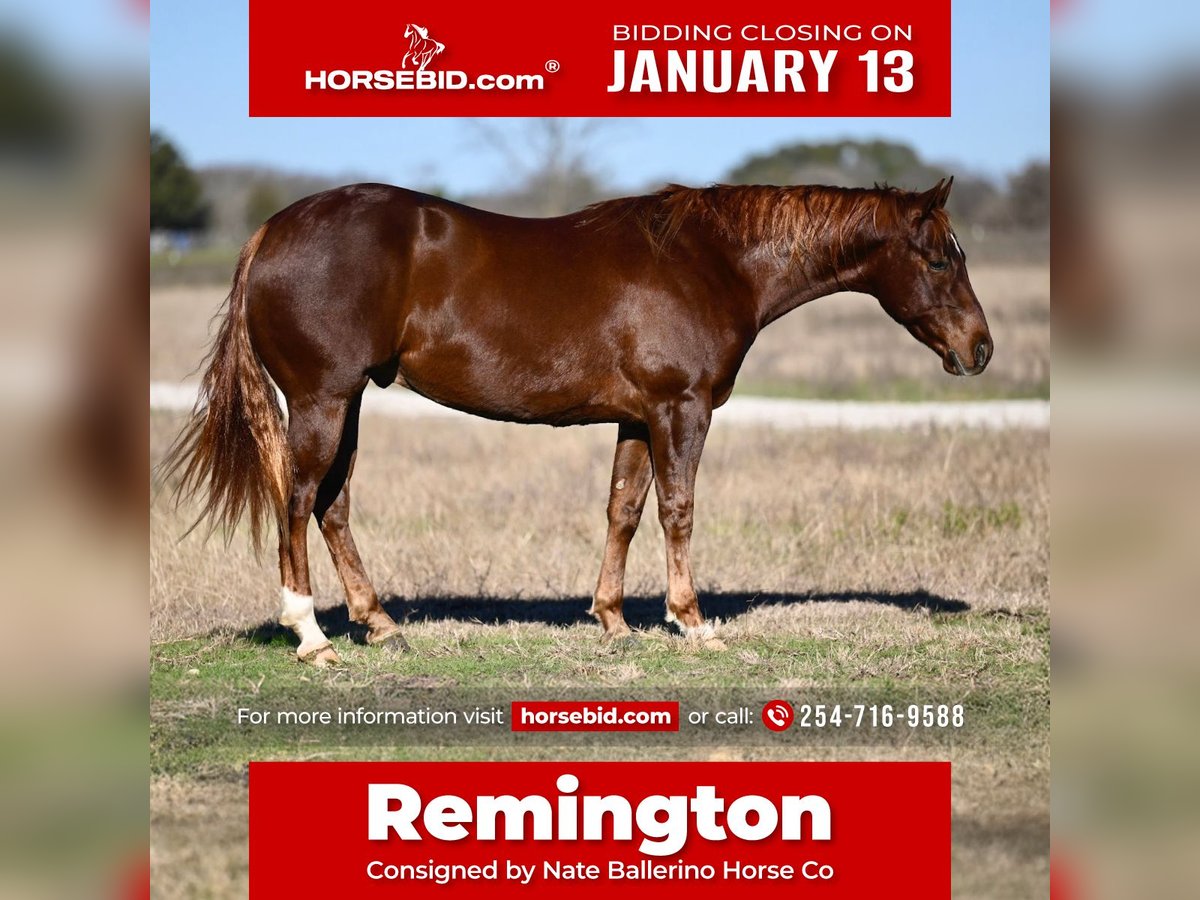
[{"xmin": 396, "ymin": 347, "xmax": 634, "ymax": 426}]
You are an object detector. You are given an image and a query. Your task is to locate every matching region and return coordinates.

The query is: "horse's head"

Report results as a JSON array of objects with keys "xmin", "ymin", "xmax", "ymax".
[
  {"xmin": 404, "ymin": 23, "xmax": 426, "ymax": 39},
  {"xmin": 870, "ymin": 178, "xmax": 992, "ymax": 376}
]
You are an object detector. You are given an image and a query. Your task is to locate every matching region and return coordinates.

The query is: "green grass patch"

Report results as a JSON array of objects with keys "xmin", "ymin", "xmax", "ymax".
[
  {"xmin": 150, "ymin": 245, "xmax": 240, "ymax": 270},
  {"xmin": 151, "ymin": 246, "xmax": 241, "ymax": 287},
  {"xmin": 151, "ymin": 609, "xmax": 1048, "ymax": 779},
  {"xmin": 884, "ymin": 501, "xmax": 1025, "ymax": 541},
  {"xmin": 941, "ymin": 500, "xmax": 1024, "ymax": 536}
]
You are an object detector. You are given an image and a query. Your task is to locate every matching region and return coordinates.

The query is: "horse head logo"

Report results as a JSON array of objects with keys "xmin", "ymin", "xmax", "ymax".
[{"xmin": 403, "ymin": 23, "xmax": 446, "ymax": 72}]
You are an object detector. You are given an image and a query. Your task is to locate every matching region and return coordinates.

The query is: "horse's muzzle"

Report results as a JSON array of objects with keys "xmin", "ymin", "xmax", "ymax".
[{"xmin": 945, "ymin": 337, "xmax": 992, "ymax": 376}]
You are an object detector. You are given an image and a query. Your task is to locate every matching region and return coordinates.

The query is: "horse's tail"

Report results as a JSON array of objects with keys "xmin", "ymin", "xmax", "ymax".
[{"xmin": 157, "ymin": 224, "xmax": 291, "ymax": 552}]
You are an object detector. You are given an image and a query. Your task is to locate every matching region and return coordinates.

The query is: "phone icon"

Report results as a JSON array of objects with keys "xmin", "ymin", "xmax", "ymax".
[{"xmin": 761, "ymin": 700, "xmax": 794, "ymax": 732}]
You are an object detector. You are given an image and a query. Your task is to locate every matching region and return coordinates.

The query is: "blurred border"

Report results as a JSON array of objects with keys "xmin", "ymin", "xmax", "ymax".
[
  {"xmin": 0, "ymin": 2, "xmax": 148, "ymax": 896},
  {"xmin": 1052, "ymin": 1, "xmax": 1200, "ymax": 897}
]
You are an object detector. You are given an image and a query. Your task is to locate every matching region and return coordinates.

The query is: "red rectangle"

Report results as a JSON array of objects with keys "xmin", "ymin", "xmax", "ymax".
[
  {"xmin": 249, "ymin": 0, "xmax": 950, "ymax": 117},
  {"xmin": 511, "ymin": 701, "xmax": 679, "ymax": 732},
  {"xmin": 250, "ymin": 761, "xmax": 950, "ymax": 898}
]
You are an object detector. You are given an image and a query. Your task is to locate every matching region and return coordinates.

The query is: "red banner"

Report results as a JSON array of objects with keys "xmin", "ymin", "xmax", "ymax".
[
  {"xmin": 249, "ymin": 0, "xmax": 951, "ymax": 117},
  {"xmin": 511, "ymin": 701, "xmax": 679, "ymax": 732},
  {"xmin": 250, "ymin": 761, "xmax": 950, "ymax": 898}
]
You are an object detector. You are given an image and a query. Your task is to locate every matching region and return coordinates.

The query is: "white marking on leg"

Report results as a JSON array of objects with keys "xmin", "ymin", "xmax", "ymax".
[
  {"xmin": 279, "ymin": 588, "xmax": 331, "ymax": 655},
  {"xmin": 681, "ymin": 621, "xmax": 716, "ymax": 641}
]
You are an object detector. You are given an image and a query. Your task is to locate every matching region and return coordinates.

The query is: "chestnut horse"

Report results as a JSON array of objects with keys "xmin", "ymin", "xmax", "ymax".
[{"xmin": 162, "ymin": 179, "xmax": 991, "ymax": 665}]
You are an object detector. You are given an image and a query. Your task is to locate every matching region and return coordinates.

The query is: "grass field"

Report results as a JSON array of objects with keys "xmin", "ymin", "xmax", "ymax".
[{"xmin": 150, "ymin": 407, "xmax": 1048, "ymax": 899}]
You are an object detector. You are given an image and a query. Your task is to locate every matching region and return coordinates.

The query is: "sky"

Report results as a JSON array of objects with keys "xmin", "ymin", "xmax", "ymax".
[
  {"xmin": 148, "ymin": 1, "xmax": 1052, "ymax": 192},
  {"xmin": 1052, "ymin": 0, "xmax": 1200, "ymax": 81}
]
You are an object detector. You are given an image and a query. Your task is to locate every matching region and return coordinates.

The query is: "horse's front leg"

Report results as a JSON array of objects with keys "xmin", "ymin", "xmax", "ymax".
[
  {"xmin": 590, "ymin": 422, "xmax": 653, "ymax": 642},
  {"xmin": 646, "ymin": 395, "xmax": 723, "ymax": 647}
]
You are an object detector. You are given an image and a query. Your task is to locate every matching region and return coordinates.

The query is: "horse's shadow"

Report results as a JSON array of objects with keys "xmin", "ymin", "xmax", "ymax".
[{"xmin": 240, "ymin": 589, "xmax": 969, "ymax": 645}]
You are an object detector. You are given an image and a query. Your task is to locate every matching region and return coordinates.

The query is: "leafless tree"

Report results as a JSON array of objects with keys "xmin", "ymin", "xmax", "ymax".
[{"xmin": 466, "ymin": 118, "xmax": 612, "ymax": 215}]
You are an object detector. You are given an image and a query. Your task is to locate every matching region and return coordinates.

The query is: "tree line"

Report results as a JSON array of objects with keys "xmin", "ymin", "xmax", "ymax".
[{"xmin": 150, "ymin": 128, "xmax": 1048, "ymax": 241}]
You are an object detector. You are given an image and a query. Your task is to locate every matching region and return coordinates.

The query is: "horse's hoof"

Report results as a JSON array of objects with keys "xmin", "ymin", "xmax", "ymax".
[
  {"xmin": 601, "ymin": 628, "xmax": 637, "ymax": 650},
  {"xmin": 368, "ymin": 625, "xmax": 411, "ymax": 651},
  {"xmin": 600, "ymin": 623, "xmax": 633, "ymax": 643},
  {"xmin": 298, "ymin": 641, "xmax": 341, "ymax": 668},
  {"xmin": 680, "ymin": 621, "xmax": 719, "ymax": 645}
]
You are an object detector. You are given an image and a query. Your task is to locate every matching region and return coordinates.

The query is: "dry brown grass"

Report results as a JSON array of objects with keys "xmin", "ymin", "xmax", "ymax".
[
  {"xmin": 151, "ymin": 777, "xmax": 248, "ymax": 899},
  {"xmin": 149, "ymin": 264, "xmax": 1049, "ymax": 398},
  {"xmin": 151, "ymin": 413, "xmax": 1046, "ymax": 642}
]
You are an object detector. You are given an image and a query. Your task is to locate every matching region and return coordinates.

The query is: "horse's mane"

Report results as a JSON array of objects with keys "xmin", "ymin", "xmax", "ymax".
[{"xmin": 578, "ymin": 183, "xmax": 951, "ymax": 262}]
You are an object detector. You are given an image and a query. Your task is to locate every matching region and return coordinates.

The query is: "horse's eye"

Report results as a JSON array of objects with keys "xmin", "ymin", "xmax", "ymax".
[{"xmin": 928, "ymin": 259, "xmax": 949, "ymax": 272}]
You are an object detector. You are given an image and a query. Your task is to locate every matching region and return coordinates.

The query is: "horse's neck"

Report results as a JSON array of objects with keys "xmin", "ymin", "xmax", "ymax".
[{"xmin": 741, "ymin": 232, "xmax": 877, "ymax": 330}]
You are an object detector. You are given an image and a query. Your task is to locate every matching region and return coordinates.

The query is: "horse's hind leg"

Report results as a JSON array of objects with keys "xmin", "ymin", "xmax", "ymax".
[
  {"xmin": 315, "ymin": 392, "xmax": 408, "ymax": 649},
  {"xmin": 278, "ymin": 393, "xmax": 350, "ymax": 667},
  {"xmin": 590, "ymin": 422, "xmax": 653, "ymax": 642}
]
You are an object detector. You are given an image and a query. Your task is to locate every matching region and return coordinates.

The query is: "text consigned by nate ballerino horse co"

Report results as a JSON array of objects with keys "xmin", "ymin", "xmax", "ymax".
[{"xmin": 364, "ymin": 775, "xmax": 835, "ymax": 884}]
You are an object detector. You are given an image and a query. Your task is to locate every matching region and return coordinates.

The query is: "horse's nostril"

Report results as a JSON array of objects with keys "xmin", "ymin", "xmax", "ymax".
[
  {"xmin": 974, "ymin": 340, "xmax": 990, "ymax": 369},
  {"xmin": 947, "ymin": 349, "xmax": 967, "ymax": 376}
]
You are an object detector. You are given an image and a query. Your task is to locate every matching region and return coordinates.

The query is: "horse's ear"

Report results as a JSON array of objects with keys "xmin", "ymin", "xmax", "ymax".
[
  {"xmin": 938, "ymin": 175, "xmax": 954, "ymax": 207},
  {"xmin": 915, "ymin": 177, "xmax": 953, "ymax": 222}
]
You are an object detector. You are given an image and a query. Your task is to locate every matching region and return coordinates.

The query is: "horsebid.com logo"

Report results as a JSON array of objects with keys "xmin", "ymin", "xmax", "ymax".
[
  {"xmin": 304, "ymin": 20, "xmax": 546, "ymax": 92},
  {"xmin": 401, "ymin": 23, "xmax": 444, "ymax": 71}
]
